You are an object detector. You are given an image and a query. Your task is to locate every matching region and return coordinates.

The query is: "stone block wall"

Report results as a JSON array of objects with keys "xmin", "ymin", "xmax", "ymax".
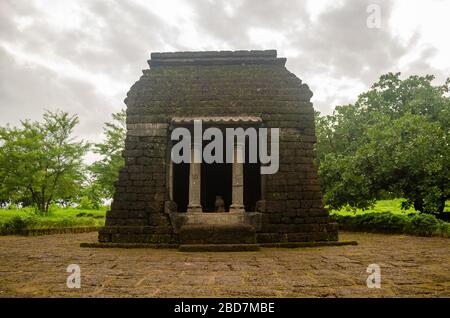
[{"xmin": 99, "ymin": 50, "xmax": 338, "ymax": 243}]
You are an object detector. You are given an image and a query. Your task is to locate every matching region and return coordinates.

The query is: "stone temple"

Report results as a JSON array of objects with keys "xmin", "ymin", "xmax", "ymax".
[{"xmin": 98, "ymin": 50, "xmax": 339, "ymax": 248}]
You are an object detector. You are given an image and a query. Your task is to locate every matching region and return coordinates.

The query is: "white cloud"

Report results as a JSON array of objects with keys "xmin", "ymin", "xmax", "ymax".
[
  {"xmin": 247, "ymin": 27, "xmax": 289, "ymax": 48},
  {"xmin": 305, "ymin": 0, "xmax": 345, "ymax": 22},
  {"xmin": 0, "ymin": 0, "xmax": 448, "ymax": 131},
  {"xmin": 390, "ymin": 0, "xmax": 450, "ymax": 73}
]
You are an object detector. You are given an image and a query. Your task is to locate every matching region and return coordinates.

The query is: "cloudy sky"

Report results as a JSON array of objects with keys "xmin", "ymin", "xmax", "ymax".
[{"xmin": 1, "ymin": 0, "xmax": 449, "ymax": 144}]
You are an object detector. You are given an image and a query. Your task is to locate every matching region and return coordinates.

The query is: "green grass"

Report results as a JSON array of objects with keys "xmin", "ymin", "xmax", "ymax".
[
  {"xmin": 1, "ymin": 199, "xmax": 449, "ymax": 238},
  {"xmin": 331, "ymin": 198, "xmax": 450, "ymax": 215},
  {"xmin": 0, "ymin": 207, "xmax": 106, "ymax": 235}
]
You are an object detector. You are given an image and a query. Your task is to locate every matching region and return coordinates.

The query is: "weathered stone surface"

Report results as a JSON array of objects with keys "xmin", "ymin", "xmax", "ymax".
[{"xmin": 1, "ymin": 232, "xmax": 449, "ymax": 297}]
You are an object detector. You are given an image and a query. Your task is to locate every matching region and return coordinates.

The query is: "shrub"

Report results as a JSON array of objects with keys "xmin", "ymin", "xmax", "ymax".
[
  {"xmin": 77, "ymin": 196, "xmax": 102, "ymax": 210},
  {"xmin": 404, "ymin": 214, "xmax": 440, "ymax": 236},
  {"xmin": 0, "ymin": 215, "xmax": 36, "ymax": 234},
  {"xmin": 331, "ymin": 211, "xmax": 450, "ymax": 237}
]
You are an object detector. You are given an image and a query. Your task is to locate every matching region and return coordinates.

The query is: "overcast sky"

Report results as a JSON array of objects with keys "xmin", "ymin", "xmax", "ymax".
[{"xmin": 1, "ymin": 0, "xmax": 449, "ymax": 144}]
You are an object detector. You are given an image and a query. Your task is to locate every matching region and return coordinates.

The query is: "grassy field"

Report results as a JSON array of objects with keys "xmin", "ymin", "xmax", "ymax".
[
  {"xmin": 0, "ymin": 207, "xmax": 106, "ymax": 234},
  {"xmin": 331, "ymin": 198, "xmax": 450, "ymax": 215},
  {"xmin": 1, "ymin": 199, "xmax": 449, "ymax": 237}
]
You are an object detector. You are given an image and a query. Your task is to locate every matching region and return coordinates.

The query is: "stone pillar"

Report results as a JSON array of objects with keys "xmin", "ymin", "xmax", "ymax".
[
  {"xmin": 187, "ymin": 143, "xmax": 202, "ymax": 213},
  {"xmin": 230, "ymin": 143, "xmax": 245, "ymax": 213}
]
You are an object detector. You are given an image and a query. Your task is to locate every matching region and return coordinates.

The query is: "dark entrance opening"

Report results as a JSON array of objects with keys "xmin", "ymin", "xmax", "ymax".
[
  {"xmin": 244, "ymin": 162, "xmax": 261, "ymax": 212},
  {"xmin": 200, "ymin": 134, "xmax": 232, "ymax": 212},
  {"xmin": 201, "ymin": 162, "xmax": 232, "ymax": 212},
  {"xmin": 244, "ymin": 136, "xmax": 261, "ymax": 212},
  {"xmin": 173, "ymin": 161, "xmax": 189, "ymax": 212}
]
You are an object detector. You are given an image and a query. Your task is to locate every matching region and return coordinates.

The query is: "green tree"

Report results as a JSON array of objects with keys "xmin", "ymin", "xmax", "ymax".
[
  {"xmin": 90, "ymin": 110, "xmax": 126, "ymax": 199},
  {"xmin": 77, "ymin": 182, "xmax": 103, "ymax": 210},
  {"xmin": 0, "ymin": 110, "xmax": 89, "ymax": 214},
  {"xmin": 316, "ymin": 73, "xmax": 450, "ymax": 217}
]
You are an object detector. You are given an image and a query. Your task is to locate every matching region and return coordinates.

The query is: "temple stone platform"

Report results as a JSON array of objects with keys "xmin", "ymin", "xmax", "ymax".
[
  {"xmin": 168, "ymin": 211, "xmax": 262, "ymax": 234},
  {"xmin": 179, "ymin": 224, "xmax": 256, "ymax": 245},
  {"xmin": 174, "ymin": 213, "xmax": 261, "ymax": 251}
]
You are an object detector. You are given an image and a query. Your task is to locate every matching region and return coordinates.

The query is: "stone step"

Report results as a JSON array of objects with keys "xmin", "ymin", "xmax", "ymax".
[
  {"xmin": 179, "ymin": 244, "xmax": 260, "ymax": 252},
  {"xmin": 179, "ymin": 224, "xmax": 256, "ymax": 245}
]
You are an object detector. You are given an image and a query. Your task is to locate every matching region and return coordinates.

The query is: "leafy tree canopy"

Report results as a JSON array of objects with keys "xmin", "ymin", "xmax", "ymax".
[
  {"xmin": 89, "ymin": 110, "xmax": 126, "ymax": 199},
  {"xmin": 316, "ymin": 73, "xmax": 449, "ymax": 216},
  {"xmin": 0, "ymin": 110, "xmax": 89, "ymax": 214}
]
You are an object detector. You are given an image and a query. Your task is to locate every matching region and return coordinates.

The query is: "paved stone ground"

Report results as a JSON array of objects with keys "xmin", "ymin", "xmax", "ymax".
[{"xmin": 0, "ymin": 232, "xmax": 448, "ymax": 297}]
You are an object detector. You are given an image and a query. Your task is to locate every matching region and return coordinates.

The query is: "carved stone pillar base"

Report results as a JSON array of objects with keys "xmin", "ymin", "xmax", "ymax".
[
  {"xmin": 229, "ymin": 204, "xmax": 245, "ymax": 213},
  {"xmin": 187, "ymin": 205, "xmax": 203, "ymax": 213}
]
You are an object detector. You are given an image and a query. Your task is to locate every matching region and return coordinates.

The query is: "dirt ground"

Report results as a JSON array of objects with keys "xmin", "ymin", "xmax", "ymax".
[{"xmin": 0, "ymin": 231, "xmax": 448, "ymax": 297}]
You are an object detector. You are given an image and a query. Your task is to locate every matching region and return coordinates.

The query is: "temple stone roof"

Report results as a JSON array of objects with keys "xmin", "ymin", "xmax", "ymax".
[
  {"xmin": 148, "ymin": 50, "xmax": 286, "ymax": 67},
  {"xmin": 125, "ymin": 49, "xmax": 312, "ymax": 126}
]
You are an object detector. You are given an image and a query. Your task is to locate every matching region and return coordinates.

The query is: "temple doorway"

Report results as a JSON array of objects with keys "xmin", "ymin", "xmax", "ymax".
[{"xmin": 170, "ymin": 121, "xmax": 262, "ymax": 213}]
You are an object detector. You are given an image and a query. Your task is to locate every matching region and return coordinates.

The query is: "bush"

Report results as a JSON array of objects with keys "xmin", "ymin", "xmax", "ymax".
[
  {"xmin": 331, "ymin": 212, "xmax": 450, "ymax": 237},
  {"xmin": 0, "ymin": 215, "xmax": 36, "ymax": 234},
  {"xmin": 404, "ymin": 214, "xmax": 440, "ymax": 236},
  {"xmin": 77, "ymin": 196, "xmax": 100, "ymax": 210}
]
